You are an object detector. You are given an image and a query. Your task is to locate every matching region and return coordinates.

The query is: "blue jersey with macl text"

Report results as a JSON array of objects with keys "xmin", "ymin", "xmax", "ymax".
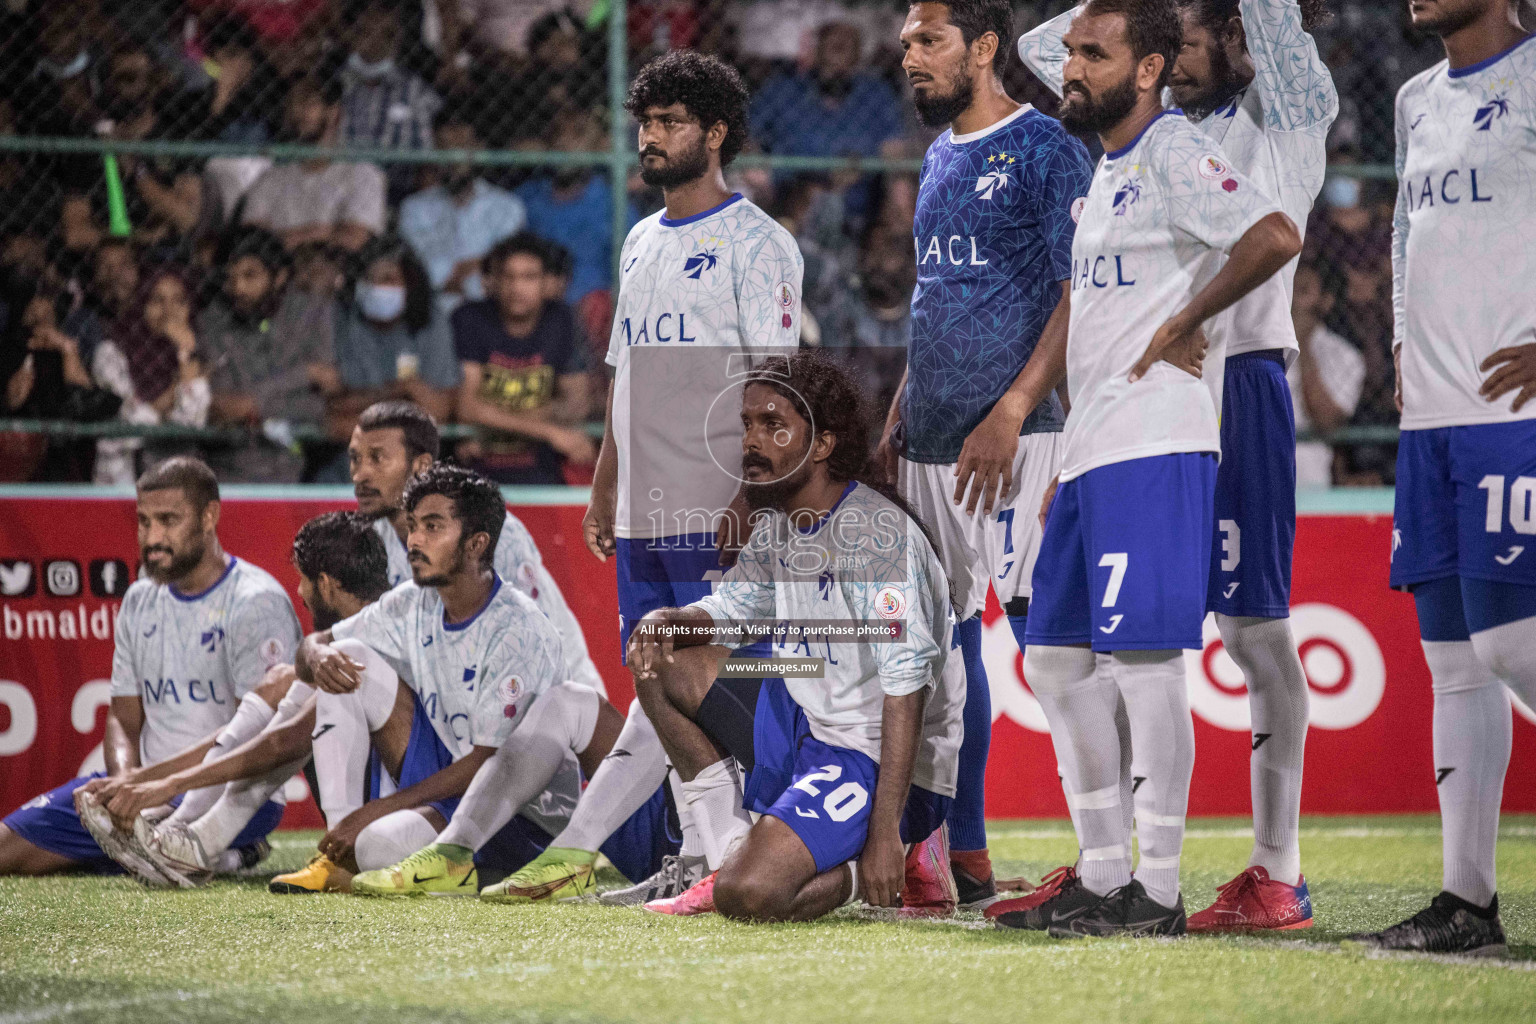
[{"xmin": 903, "ymin": 104, "xmax": 1093, "ymax": 464}]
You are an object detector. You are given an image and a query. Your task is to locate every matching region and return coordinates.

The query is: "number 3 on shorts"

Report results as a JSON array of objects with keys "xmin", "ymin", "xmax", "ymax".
[
  {"xmin": 793, "ymin": 765, "xmax": 870, "ymax": 822},
  {"xmin": 1099, "ymin": 552, "xmax": 1129, "ymax": 608}
]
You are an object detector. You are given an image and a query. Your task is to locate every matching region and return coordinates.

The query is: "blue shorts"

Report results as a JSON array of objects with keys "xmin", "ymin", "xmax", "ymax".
[
  {"xmin": 616, "ymin": 533, "xmax": 769, "ymax": 662},
  {"xmin": 374, "ymin": 692, "xmax": 679, "ymax": 881},
  {"xmin": 1208, "ymin": 351, "xmax": 1296, "ymax": 618},
  {"xmin": 2, "ymin": 773, "xmax": 283, "ymax": 872},
  {"xmin": 1391, "ymin": 421, "xmax": 1536, "ymax": 590},
  {"xmin": 742, "ymin": 678, "xmax": 952, "ymax": 874},
  {"xmin": 1027, "ymin": 452, "xmax": 1218, "ymax": 651}
]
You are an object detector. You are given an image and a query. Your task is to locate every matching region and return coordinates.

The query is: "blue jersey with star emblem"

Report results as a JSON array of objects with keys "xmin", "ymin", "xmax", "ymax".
[{"xmin": 903, "ymin": 105, "xmax": 1093, "ymax": 464}]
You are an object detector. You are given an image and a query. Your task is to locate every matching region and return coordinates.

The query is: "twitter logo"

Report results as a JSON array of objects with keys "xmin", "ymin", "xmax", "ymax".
[{"xmin": 0, "ymin": 560, "xmax": 34, "ymax": 597}]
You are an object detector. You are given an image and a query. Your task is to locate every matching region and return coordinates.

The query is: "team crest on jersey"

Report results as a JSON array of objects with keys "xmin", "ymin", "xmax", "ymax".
[
  {"xmin": 974, "ymin": 153, "xmax": 1017, "ymax": 201},
  {"xmin": 1112, "ymin": 173, "xmax": 1143, "ymax": 217},
  {"xmin": 515, "ymin": 561, "xmax": 539, "ymax": 599},
  {"xmin": 200, "ymin": 626, "xmax": 225, "ymax": 653},
  {"xmin": 499, "ymin": 676, "xmax": 522, "ymax": 718},
  {"xmin": 259, "ymin": 637, "xmax": 285, "ymax": 668},
  {"xmin": 682, "ymin": 249, "xmax": 719, "ymax": 279},
  {"xmin": 1197, "ymin": 155, "xmax": 1228, "ymax": 180},
  {"xmin": 1474, "ymin": 92, "xmax": 1510, "ymax": 132},
  {"xmin": 873, "ymin": 585, "xmax": 906, "ymax": 620}
]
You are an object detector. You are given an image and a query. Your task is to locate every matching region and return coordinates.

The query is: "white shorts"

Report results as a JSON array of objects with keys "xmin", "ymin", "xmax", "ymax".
[{"xmin": 898, "ymin": 432, "xmax": 1062, "ymax": 619}]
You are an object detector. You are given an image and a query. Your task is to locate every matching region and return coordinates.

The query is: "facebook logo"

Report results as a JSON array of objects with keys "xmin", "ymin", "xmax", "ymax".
[{"xmin": 90, "ymin": 559, "xmax": 131, "ymax": 598}]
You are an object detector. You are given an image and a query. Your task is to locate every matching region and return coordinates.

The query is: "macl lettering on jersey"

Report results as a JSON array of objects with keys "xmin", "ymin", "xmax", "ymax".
[
  {"xmin": 617, "ymin": 313, "xmax": 698, "ymax": 346},
  {"xmin": 1071, "ymin": 255, "xmax": 1138, "ymax": 291},
  {"xmin": 1400, "ymin": 167, "xmax": 1495, "ymax": 212},
  {"xmin": 915, "ymin": 235, "xmax": 990, "ymax": 266},
  {"xmin": 142, "ymin": 677, "xmax": 228, "ymax": 705}
]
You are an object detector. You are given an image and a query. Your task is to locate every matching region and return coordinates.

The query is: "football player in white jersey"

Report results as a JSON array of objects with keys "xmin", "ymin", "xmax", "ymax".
[
  {"xmin": 997, "ymin": 0, "xmax": 1300, "ymax": 938},
  {"xmin": 0, "ymin": 457, "xmax": 301, "ymax": 879},
  {"xmin": 548, "ymin": 49, "xmax": 804, "ymax": 904},
  {"xmin": 1351, "ymin": 0, "xmax": 1536, "ymax": 957},
  {"xmin": 86, "ymin": 512, "xmax": 392, "ymax": 887},
  {"xmin": 350, "ymin": 400, "xmax": 605, "ymax": 695},
  {"xmin": 282, "ymin": 465, "xmax": 569, "ymax": 893},
  {"xmin": 625, "ymin": 352, "xmax": 966, "ymax": 921},
  {"xmin": 1014, "ymin": 0, "xmax": 1336, "ymax": 933}
]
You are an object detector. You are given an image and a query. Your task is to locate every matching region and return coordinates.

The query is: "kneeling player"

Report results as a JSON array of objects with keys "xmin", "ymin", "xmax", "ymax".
[
  {"xmin": 83, "ymin": 512, "xmax": 391, "ymax": 886},
  {"xmin": 278, "ymin": 465, "xmax": 569, "ymax": 893},
  {"xmin": 0, "ymin": 458, "xmax": 301, "ymax": 879},
  {"xmin": 629, "ymin": 352, "xmax": 965, "ymax": 922}
]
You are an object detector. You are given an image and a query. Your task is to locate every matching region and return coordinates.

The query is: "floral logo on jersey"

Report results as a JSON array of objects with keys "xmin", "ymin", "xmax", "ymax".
[
  {"xmin": 200, "ymin": 626, "xmax": 225, "ymax": 653},
  {"xmin": 682, "ymin": 247, "xmax": 720, "ymax": 279},
  {"xmin": 974, "ymin": 153, "xmax": 1016, "ymax": 200},
  {"xmin": 874, "ymin": 585, "xmax": 907, "ymax": 620},
  {"xmin": 499, "ymin": 676, "xmax": 522, "ymax": 718},
  {"xmin": 818, "ymin": 569, "xmax": 835, "ymax": 601},
  {"xmin": 463, "ymin": 665, "xmax": 478, "ymax": 688},
  {"xmin": 1112, "ymin": 173, "xmax": 1143, "ymax": 217},
  {"xmin": 1474, "ymin": 93, "xmax": 1510, "ymax": 132}
]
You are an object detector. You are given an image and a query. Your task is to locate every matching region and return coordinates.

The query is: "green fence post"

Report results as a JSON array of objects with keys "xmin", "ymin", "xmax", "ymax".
[{"xmin": 608, "ymin": 0, "xmax": 630, "ymax": 286}]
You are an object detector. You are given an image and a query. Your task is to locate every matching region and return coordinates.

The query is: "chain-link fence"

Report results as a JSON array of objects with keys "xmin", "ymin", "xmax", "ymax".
[{"xmin": 0, "ymin": 0, "xmax": 1428, "ymax": 487}]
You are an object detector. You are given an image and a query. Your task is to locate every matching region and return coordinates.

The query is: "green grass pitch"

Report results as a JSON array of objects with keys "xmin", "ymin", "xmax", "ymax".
[{"xmin": 2, "ymin": 815, "xmax": 1533, "ymax": 1024}]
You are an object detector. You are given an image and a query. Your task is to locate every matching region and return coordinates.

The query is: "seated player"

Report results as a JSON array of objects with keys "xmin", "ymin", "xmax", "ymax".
[
  {"xmin": 349, "ymin": 400, "xmax": 606, "ymax": 696},
  {"xmin": 84, "ymin": 512, "xmax": 391, "ymax": 886},
  {"xmin": 627, "ymin": 351, "xmax": 966, "ymax": 922},
  {"xmin": 0, "ymin": 457, "xmax": 302, "ymax": 880},
  {"xmin": 343, "ymin": 679, "xmax": 681, "ymax": 898},
  {"xmin": 280, "ymin": 465, "xmax": 571, "ymax": 893}
]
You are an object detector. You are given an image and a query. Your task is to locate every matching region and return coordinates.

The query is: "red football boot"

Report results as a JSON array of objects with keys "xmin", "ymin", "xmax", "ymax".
[
  {"xmin": 898, "ymin": 823, "xmax": 958, "ymax": 919},
  {"xmin": 1187, "ymin": 866, "xmax": 1314, "ymax": 932},
  {"xmin": 644, "ymin": 870, "xmax": 717, "ymax": 916},
  {"xmin": 983, "ymin": 865, "xmax": 1077, "ymax": 922}
]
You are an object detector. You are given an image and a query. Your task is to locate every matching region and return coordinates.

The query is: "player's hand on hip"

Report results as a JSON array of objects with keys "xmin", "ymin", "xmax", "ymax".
[
  {"xmin": 953, "ymin": 401, "xmax": 1022, "ymax": 517},
  {"xmin": 107, "ymin": 779, "xmax": 176, "ymax": 831},
  {"xmin": 626, "ymin": 611, "xmax": 676, "ymax": 682},
  {"xmin": 857, "ymin": 829, "xmax": 906, "ymax": 908},
  {"xmin": 311, "ymin": 644, "xmax": 365, "ymax": 694},
  {"xmin": 1479, "ymin": 342, "xmax": 1536, "ymax": 412},
  {"xmin": 1132, "ymin": 315, "xmax": 1207, "ymax": 382},
  {"xmin": 1038, "ymin": 474, "xmax": 1060, "ymax": 531},
  {"xmin": 582, "ymin": 492, "xmax": 616, "ymax": 562}
]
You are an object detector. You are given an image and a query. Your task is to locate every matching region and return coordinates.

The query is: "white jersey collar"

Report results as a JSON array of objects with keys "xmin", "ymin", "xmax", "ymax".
[{"xmin": 947, "ymin": 104, "xmax": 1034, "ymax": 146}]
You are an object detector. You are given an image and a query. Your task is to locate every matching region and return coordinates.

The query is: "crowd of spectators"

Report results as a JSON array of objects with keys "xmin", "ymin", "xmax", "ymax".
[{"xmin": 0, "ymin": 0, "xmax": 1441, "ymax": 486}]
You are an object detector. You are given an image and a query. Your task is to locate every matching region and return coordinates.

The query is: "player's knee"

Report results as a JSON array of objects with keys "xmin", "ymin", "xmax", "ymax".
[
  {"xmin": 0, "ymin": 826, "xmax": 49, "ymax": 876},
  {"xmin": 1470, "ymin": 626, "xmax": 1533, "ymax": 694},
  {"xmin": 714, "ymin": 867, "xmax": 789, "ymax": 922}
]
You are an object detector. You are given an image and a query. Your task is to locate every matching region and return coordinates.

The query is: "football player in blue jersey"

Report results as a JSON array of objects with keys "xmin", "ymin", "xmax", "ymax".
[{"xmin": 878, "ymin": 0, "xmax": 1095, "ymax": 907}]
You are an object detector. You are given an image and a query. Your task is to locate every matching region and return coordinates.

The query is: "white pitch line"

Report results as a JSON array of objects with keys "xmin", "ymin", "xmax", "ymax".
[
  {"xmin": 987, "ymin": 826, "xmax": 1536, "ymax": 841},
  {"xmin": 0, "ymin": 991, "xmax": 209, "ymax": 1024}
]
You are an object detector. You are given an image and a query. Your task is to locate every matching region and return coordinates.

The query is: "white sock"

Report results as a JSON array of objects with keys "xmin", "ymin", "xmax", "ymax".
[
  {"xmin": 313, "ymin": 639, "xmax": 401, "ymax": 828},
  {"xmin": 355, "ymin": 809, "xmax": 440, "ymax": 871},
  {"xmin": 1024, "ymin": 645, "xmax": 1131, "ymax": 896},
  {"xmin": 843, "ymin": 861, "xmax": 860, "ymax": 905},
  {"xmin": 1471, "ymin": 614, "xmax": 1536, "ymax": 709},
  {"xmin": 680, "ymin": 758, "xmax": 752, "ymax": 871},
  {"xmin": 551, "ymin": 700, "xmax": 668, "ymax": 852},
  {"xmin": 1107, "ymin": 650, "xmax": 1194, "ymax": 910},
  {"xmin": 1424, "ymin": 639, "xmax": 1509, "ymax": 907},
  {"xmin": 669, "ymin": 769, "xmax": 705, "ymax": 859},
  {"xmin": 274, "ymin": 680, "xmax": 315, "ymax": 723},
  {"xmin": 1217, "ymin": 614, "xmax": 1308, "ymax": 885},
  {"xmin": 188, "ymin": 757, "xmax": 306, "ymax": 855},
  {"xmin": 1103, "ymin": 661, "xmax": 1135, "ymax": 839},
  {"xmin": 167, "ymin": 693, "xmax": 277, "ymax": 825},
  {"xmin": 438, "ymin": 732, "xmax": 567, "ymax": 851}
]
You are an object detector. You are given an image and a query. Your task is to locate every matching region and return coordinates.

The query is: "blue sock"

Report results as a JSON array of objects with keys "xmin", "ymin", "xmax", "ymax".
[
  {"xmin": 1007, "ymin": 613, "xmax": 1029, "ymax": 653},
  {"xmin": 946, "ymin": 614, "xmax": 990, "ymax": 853}
]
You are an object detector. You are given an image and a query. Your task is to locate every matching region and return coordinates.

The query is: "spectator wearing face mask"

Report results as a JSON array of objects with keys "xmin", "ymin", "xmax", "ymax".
[
  {"xmin": 328, "ymin": 236, "xmax": 459, "ymax": 436},
  {"xmin": 339, "ymin": 0, "xmax": 442, "ymax": 197},
  {"xmin": 398, "ymin": 110, "xmax": 527, "ymax": 314},
  {"xmin": 91, "ymin": 265, "xmax": 211, "ymax": 485},
  {"xmin": 199, "ymin": 227, "xmax": 339, "ymax": 481},
  {"xmin": 241, "ymin": 76, "xmax": 387, "ymax": 253}
]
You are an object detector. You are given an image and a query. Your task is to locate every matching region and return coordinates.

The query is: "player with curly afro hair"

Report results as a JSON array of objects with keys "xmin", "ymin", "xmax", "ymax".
[{"xmin": 625, "ymin": 50, "xmax": 750, "ymax": 191}]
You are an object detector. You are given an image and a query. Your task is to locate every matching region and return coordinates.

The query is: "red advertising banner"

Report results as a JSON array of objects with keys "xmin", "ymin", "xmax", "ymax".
[{"xmin": 1, "ymin": 491, "xmax": 1532, "ymax": 825}]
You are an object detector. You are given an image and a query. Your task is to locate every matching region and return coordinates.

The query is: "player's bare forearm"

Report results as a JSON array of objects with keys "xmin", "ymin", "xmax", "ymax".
[
  {"xmin": 860, "ymin": 688, "xmax": 925, "ymax": 907},
  {"xmin": 103, "ymin": 697, "xmax": 144, "ymax": 776},
  {"xmin": 294, "ymin": 630, "xmax": 333, "ymax": 685},
  {"xmin": 169, "ymin": 703, "xmax": 315, "ymax": 797},
  {"xmin": 119, "ymin": 733, "xmax": 222, "ymax": 785},
  {"xmin": 999, "ymin": 282, "xmax": 1071, "ymax": 421},
  {"xmin": 1177, "ymin": 212, "xmax": 1302, "ymax": 329},
  {"xmin": 884, "ymin": 367, "xmax": 908, "ymax": 433},
  {"xmin": 359, "ymin": 745, "xmax": 493, "ymax": 823},
  {"xmin": 628, "ymin": 606, "xmax": 719, "ymax": 679}
]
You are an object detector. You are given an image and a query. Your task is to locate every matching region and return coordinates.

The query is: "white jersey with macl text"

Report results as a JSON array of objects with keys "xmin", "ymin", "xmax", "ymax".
[
  {"xmin": 687, "ymin": 482, "xmax": 964, "ymax": 798},
  {"xmin": 331, "ymin": 574, "xmax": 564, "ymax": 757},
  {"xmin": 605, "ymin": 193, "xmax": 803, "ymax": 540},
  {"xmin": 110, "ymin": 556, "xmax": 301, "ymax": 766},
  {"xmin": 1021, "ymin": 0, "xmax": 1334, "ymax": 361},
  {"xmin": 372, "ymin": 512, "xmax": 603, "ymax": 694},
  {"xmin": 1060, "ymin": 112, "xmax": 1280, "ymax": 482},
  {"xmin": 1392, "ymin": 34, "xmax": 1536, "ymax": 430}
]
